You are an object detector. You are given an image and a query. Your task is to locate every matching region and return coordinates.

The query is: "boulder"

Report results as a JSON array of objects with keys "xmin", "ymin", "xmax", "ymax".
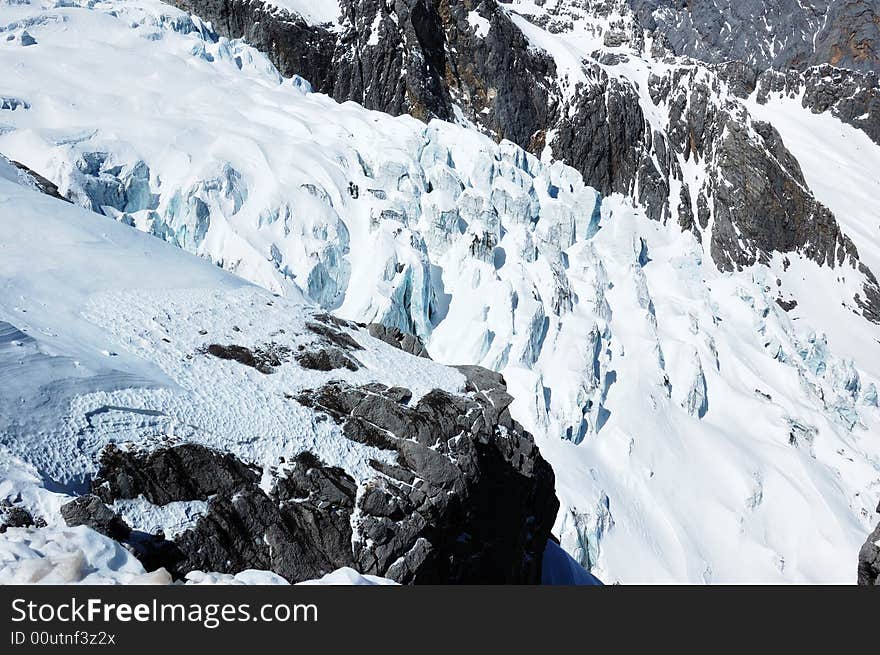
[{"xmin": 858, "ymin": 502, "xmax": 880, "ymax": 585}]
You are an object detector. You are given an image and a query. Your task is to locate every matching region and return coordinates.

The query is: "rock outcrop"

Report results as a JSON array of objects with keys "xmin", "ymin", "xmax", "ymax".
[
  {"xmin": 60, "ymin": 494, "xmax": 133, "ymax": 542},
  {"xmin": 92, "ymin": 443, "xmax": 260, "ymax": 505},
  {"xmin": 61, "ymin": 367, "xmax": 558, "ymax": 584},
  {"xmin": 629, "ymin": 0, "xmax": 880, "ymax": 74},
  {"xmin": 648, "ymin": 64, "xmax": 862, "ymax": 272},
  {"xmin": 367, "ymin": 323, "xmax": 432, "ymax": 359},
  {"xmin": 0, "ymin": 503, "xmax": 37, "ymax": 533},
  {"xmin": 859, "ymin": 502, "xmax": 880, "ymax": 585},
  {"xmin": 1, "ymin": 156, "xmax": 70, "ymax": 202}
]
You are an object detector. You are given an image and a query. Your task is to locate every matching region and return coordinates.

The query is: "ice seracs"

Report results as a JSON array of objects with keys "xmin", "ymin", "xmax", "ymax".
[
  {"xmin": 1, "ymin": 0, "xmax": 879, "ymax": 583},
  {"xmin": 0, "ymin": 153, "xmax": 573, "ymax": 584}
]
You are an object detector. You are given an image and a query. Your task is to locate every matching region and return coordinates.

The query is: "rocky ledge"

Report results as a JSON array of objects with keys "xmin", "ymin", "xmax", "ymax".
[
  {"xmin": 858, "ymin": 502, "xmax": 880, "ymax": 586},
  {"xmin": 61, "ymin": 362, "xmax": 558, "ymax": 584}
]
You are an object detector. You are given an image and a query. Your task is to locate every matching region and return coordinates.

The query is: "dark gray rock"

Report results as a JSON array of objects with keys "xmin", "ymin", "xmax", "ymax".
[
  {"xmin": 202, "ymin": 342, "xmax": 291, "ymax": 373},
  {"xmin": 630, "ymin": 0, "xmax": 880, "ymax": 74},
  {"xmin": 5, "ymin": 158, "xmax": 70, "ymax": 202},
  {"xmin": 293, "ymin": 317, "xmax": 365, "ymax": 371},
  {"xmin": 859, "ymin": 503, "xmax": 880, "ymax": 585},
  {"xmin": 552, "ymin": 68, "xmax": 670, "ymax": 224},
  {"xmin": 304, "ymin": 320, "xmax": 363, "ymax": 351},
  {"xmin": 71, "ymin": 366, "xmax": 558, "ymax": 584},
  {"xmin": 300, "ymin": 365, "xmax": 558, "ymax": 584},
  {"xmin": 0, "ymin": 505, "xmax": 35, "ymax": 533},
  {"xmin": 91, "ymin": 442, "xmax": 260, "ymax": 505},
  {"xmin": 294, "ymin": 347, "xmax": 360, "ymax": 371},
  {"xmin": 60, "ymin": 494, "xmax": 131, "ymax": 541},
  {"xmin": 367, "ymin": 323, "xmax": 431, "ymax": 358},
  {"xmin": 171, "ymin": 453, "xmax": 357, "ymax": 582}
]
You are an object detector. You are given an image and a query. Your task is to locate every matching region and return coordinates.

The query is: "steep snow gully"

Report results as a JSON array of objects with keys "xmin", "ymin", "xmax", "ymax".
[{"xmin": 1, "ymin": 0, "xmax": 880, "ymax": 584}]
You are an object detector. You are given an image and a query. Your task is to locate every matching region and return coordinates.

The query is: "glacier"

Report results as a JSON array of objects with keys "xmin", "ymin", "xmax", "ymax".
[{"xmin": 0, "ymin": 0, "xmax": 879, "ymax": 583}]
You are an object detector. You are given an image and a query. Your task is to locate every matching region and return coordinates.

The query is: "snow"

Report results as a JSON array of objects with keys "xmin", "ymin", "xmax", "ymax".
[
  {"xmin": 184, "ymin": 569, "xmax": 290, "ymax": 585},
  {"xmin": 0, "ymin": 526, "xmax": 168, "ymax": 585},
  {"xmin": 0, "ymin": 162, "xmax": 468, "ymax": 581},
  {"xmin": 467, "ymin": 11, "xmax": 490, "ymax": 39},
  {"xmin": 112, "ymin": 498, "xmax": 208, "ymax": 540},
  {"xmin": 261, "ymin": 0, "xmax": 339, "ymax": 26},
  {"xmin": 0, "ymin": 0, "xmax": 878, "ymax": 585},
  {"xmin": 0, "ymin": 525, "xmax": 391, "ymax": 585},
  {"xmin": 0, "ymin": 167, "xmax": 466, "ymax": 493}
]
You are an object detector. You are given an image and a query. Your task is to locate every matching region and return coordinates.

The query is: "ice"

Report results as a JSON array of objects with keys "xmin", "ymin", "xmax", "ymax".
[
  {"xmin": 262, "ymin": 0, "xmax": 340, "ymax": 26},
  {"xmin": 0, "ymin": 526, "xmax": 155, "ymax": 584},
  {"xmin": 556, "ymin": 495, "xmax": 615, "ymax": 574},
  {"xmin": 0, "ymin": 0, "xmax": 878, "ymax": 584},
  {"xmin": 682, "ymin": 351, "xmax": 709, "ymax": 419}
]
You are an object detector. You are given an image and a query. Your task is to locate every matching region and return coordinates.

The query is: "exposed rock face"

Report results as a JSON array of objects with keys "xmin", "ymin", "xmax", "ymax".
[
  {"xmin": 62, "ymin": 367, "xmax": 558, "ymax": 584},
  {"xmin": 367, "ymin": 323, "xmax": 432, "ymax": 359},
  {"xmin": 294, "ymin": 347, "xmax": 360, "ymax": 371},
  {"xmin": 60, "ymin": 494, "xmax": 132, "ymax": 541},
  {"xmin": 168, "ymin": 0, "xmax": 880, "ymax": 324},
  {"xmin": 169, "ymin": 0, "xmax": 557, "ymax": 142},
  {"xmin": 0, "ymin": 504, "xmax": 36, "ymax": 533},
  {"xmin": 295, "ymin": 315, "xmax": 365, "ymax": 370},
  {"xmin": 203, "ymin": 343, "xmax": 291, "ymax": 373},
  {"xmin": 553, "ymin": 67, "xmax": 670, "ymax": 224},
  {"xmin": 630, "ymin": 0, "xmax": 880, "ymax": 74},
  {"xmin": 301, "ymin": 367, "xmax": 558, "ymax": 582},
  {"xmin": 648, "ymin": 65, "xmax": 862, "ymax": 272},
  {"xmin": 859, "ymin": 503, "xmax": 880, "ymax": 585},
  {"xmin": 299, "ymin": 364, "xmax": 559, "ymax": 584},
  {"xmin": 92, "ymin": 443, "xmax": 260, "ymax": 505}
]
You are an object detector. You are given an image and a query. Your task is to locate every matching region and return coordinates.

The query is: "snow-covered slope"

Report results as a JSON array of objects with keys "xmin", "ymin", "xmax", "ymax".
[
  {"xmin": 0, "ymin": 160, "xmax": 467, "ymax": 488},
  {"xmin": 2, "ymin": 0, "xmax": 879, "ymax": 583},
  {"xmin": 0, "ymin": 152, "xmax": 468, "ymax": 582},
  {"xmin": 264, "ymin": 0, "xmax": 339, "ymax": 25},
  {"xmin": 747, "ymin": 91, "xmax": 880, "ymax": 279},
  {"xmin": 0, "ymin": 153, "xmax": 574, "ymax": 585}
]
